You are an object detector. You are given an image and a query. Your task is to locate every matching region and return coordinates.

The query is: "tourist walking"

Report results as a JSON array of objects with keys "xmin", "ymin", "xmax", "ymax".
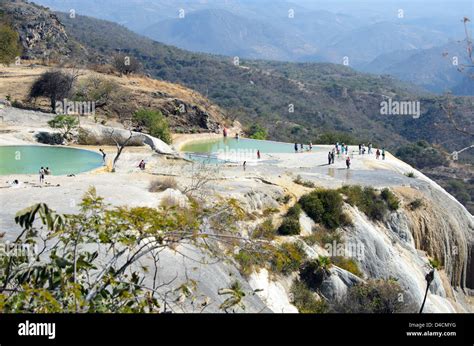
[
  {"xmin": 368, "ymin": 142, "xmax": 373, "ymax": 155},
  {"xmin": 346, "ymin": 156, "xmax": 351, "ymax": 169},
  {"xmin": 376, "ymin": 149, "xmax": 381, "ymax": 159},
  {"xmin": 294, "ymin": 143, "xmax": 298, "ymax": 153},
  {"xmin": 309, "ymin": 142, "xmax": 313, "ymax": 151},
  {"xmin": 39, "ymin": 167, "xmax": 45, "ymax": 184},
  {"xmin": 257, "ymin": 150, "xmax": 261, "ymax": 159},
  {"xmin": 331, "ymin": 151, "xmax": 335, "ymax": 164},
  {"xmin": 382, "ymin": 148, "xmax": 386, "ymax": 160},
  {"xmin": 243, "ymin": 161, "xmax": 247, "ymax": 171},
  {"xmin": 328, "ymin": 151, "xmax": 332, "ymax": 165}
]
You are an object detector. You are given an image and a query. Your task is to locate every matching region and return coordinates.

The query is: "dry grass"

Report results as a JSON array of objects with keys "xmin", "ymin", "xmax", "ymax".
[{"xmin": 149, "ymin": 177, "xmax": 179, "ymax": 193}]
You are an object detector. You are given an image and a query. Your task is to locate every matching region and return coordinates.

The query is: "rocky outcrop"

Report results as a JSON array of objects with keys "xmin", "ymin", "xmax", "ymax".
[
  {"xmin": 78, "ymin": 125, "xmax": 175, "ymax": 155},
  {"xmin": 1, "ymin": 0, "xmax": 71, "ymax": 60}
]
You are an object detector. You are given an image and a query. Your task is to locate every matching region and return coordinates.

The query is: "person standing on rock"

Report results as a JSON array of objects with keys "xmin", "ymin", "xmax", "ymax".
[
  {"xmin": 39, "ymin": 167, "xmax": 45, "ymax": 184},
  {"xmin": 331, "ymin": 150, "xmax": 335, "ymax": 164},
  {"xmin": 99, "ymin": 149, "xmax": 107, "ymax": 165},
  {"xmin": 382, "ymin": 148, "xmax": 386, "ymax": 160},
  {"xmin": 243, "ymin": 161, "xmax": 247, "ymax": 171},
  {"xmin": 257, "ymin": 150, "xmax": 261, "ymax": 159},
  {"xmin": 376, "ymin": 149, "xmax": 381, "ymax": 160},
  {"xmin": 294, "ymin": 143, "xmax": 298, "ymax": 153},
  {"xmin": 346, "ymin": 156, "xmax": 351, "ymax": 169},
  {"xmin": 328, "ymin": 151, "xmax": 332, "ymax": 165}
]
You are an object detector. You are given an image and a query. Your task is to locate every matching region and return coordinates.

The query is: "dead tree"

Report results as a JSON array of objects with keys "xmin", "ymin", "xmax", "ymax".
[{"xmin": 106, "ymin": 128, "xmax": 136, "ymax": 172}]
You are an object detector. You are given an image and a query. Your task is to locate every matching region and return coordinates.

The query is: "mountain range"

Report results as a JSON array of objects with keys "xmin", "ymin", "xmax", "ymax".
[{"xmin": 35, "ymin": 0, "xmax": 473, "ymax": 95}]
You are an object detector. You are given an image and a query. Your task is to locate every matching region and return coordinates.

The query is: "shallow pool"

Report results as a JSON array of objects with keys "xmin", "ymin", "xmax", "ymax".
[
  {"xmin": 181, "ymin": 138, "xmax": 315, "ymax": 154},
  {"xmin": 0, "ymin": 146, "xmax": 103, "ymax": 175}
]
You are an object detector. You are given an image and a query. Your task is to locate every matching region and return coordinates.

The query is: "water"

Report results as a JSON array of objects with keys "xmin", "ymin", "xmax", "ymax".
[
  {"xmin": 0, "ymin": 146, "xmax": 103, "ymax": 175},
  {"xmin": 181, "ymin": 138, "xmax": 318, "ymax": 154}
]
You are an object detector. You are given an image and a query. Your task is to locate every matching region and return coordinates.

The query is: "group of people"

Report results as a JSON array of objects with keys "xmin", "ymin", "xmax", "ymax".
[
  {"xmin": 328, "ymin": 142, "xmax": 351, "ymax": 169},
  {"xmin": 357, "ymin": 143, "xmax": 386, "ymax": 160},
  {"xmin": 38, "ymin": 167, "xmax": 51, "ymax": 183},
  {"xmin": 294, "ymin": 142, "xmax": 313, "ymax": 153}
]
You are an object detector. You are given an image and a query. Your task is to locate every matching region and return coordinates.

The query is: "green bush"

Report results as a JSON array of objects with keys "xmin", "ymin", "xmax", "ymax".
[
  {"xmin": 234, "ymin": 249, "xmax": 266, "ymax": 277},
  {"xmin": 277, "ymin": 204, "xmax": 302, "ymax": 236},
  {"xmin": 299, "ymin": 189, "xmax": 349, "ymax": 230},
  {"xmin": 0, "ymin": 24, "xmax": 22, "ymax": 65},
  {"xmin": 299, "ymin": 257, "xmax": 331, "ymax": 290},
  {"xmin": 331, "ymin": 256, "xmax": 363, "ymax": 277},
  {"xmin": 396, "ymin": 141, "xmax": 447, "ymax": 169},
  {"xmin": 133, "ymin": 109, "xmax": 172, "ymax": 144},
  {"xmin": 339, "ymin": 186, "xmax": 399, "ymax": 221},
  {"xmin": 408, "ymin": 198, "xmax": 423, "ymax": 210},
  {"xmin": 47, "ymin": 114, "xmax": 79, "ymax": 140},
  {"xmin": 290, "ymin": 280, "xmax": 328, "ymax": 313},
  {"xmin": 247, "ymin": 123, "xmax": 268, "ymax": 140},
  {"xmin": 381, "ymin": 188, "xmax": 400, "ymax": 211},
  {"xmin": 270, "ymin": 242, "xmax": 307, "ymax": 275},
  {"xmin": 252, "ymin": 219, "xmax": 276, "ymax": 240},
  {"xmin": 331, "ymin": 279, "xmax": 414, "ymax": 313},
  {"xmin": 278, "ymin": 218, "xmax": 301, "ymax": 236},
  {"xmin": 294, "ymin": 175, "xmax": 316, "ymax": 188},
  {"xmin": 302, "ymin": 229, "xmax": 342, "ymax": 247}
]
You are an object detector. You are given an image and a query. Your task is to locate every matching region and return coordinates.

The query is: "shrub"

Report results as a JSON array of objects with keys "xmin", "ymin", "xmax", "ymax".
[
  {"xmin": 331, "ymin": 279, "xmax": 413, "ymax": 313},
  {"xmin": 299, "ymin": 257, "xmax": 331, "ymax": 290},
  {"xmin": 299, "ymin": 189, "xmax": 348, "ymax": 230},
  {"xmin": 380, "ymin": 188, "xmax": 400, "ymax": 211},
  {"xmin": 408, "ymin": 198, "xmax": 423, "ymax": 210},
  {"xmin": 277, "ymin": 194, "xmax": 291, "ymax": 204},
  {"xmin": 247, "ymin": 123, "xmax": 268, "ymax": 140},
  {"xmin": 133, "ymin": 109, "xmax": 172, "ymax": 144},
  {"xmin": 113, "ymin": 54, "xmax": 142, "ymax": 75},
  {"xmin": 429, "ymin": 258, "xmax": 441, "ymax": 269},
  {"xmin": 35, "ymin": 131, "xmax": 64, "ymax": 145},
  {"xmin": 277, "ymin": 204, "xmax": 302, "ymax": 236},
  {"xmin": 330, "ymin": 256, "xmax": 363, "ymax": 277},
  {"xmin": 277, "ymin": 217, "xmax": 301, "ymax": 236},
  {"xmin": 0, "ymin": 24, "xmax": 22, "ymax": 66},
  {"xmin": 405, "ymin": 172, "xmax": 416, "ymax": 178},
  {"xmin": 290, "ymin": 280, "xmax": 328, "ymax": 313},
  {"xmin": 47, "ymin": 114, "xmax": 79, "ymax": 140},
  {"xmin": 252, "ymin": 219, "xmax": 276, "ymax": 240},
  {"xmin": 149, "ymin": 177, "xmax": 178, "ymax": 192},
  {"xmin": 29, "ymin": 71, "xmax": 75, "ymax": 112},
  {"xmin": 302, "ymin": 229, "xmax": 342, "ymax": 247},
  {"xmin": 234, "ymin": 248, "xmax": 266, "ymax": 277},
  {"xmin": 270, "ymin": 242, "xmax": 307, "ymax": 275},
  {"xmin": 396, "ymin": 141, "xmax": 447, "ymax": 169},
  {"xmin": 339, "ymin": 185, "xmax": 398, "ymax": 221},
  {"xmin": 294, "ymin": 175, "xmax": 316, "ymax": 188}
]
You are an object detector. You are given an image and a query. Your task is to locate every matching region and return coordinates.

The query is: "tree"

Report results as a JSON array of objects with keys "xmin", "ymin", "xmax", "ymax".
[
  {"xmin": 29, "ymin": 71, "xmax": 76, "ymax": 112},
  {"xmin": 47, "ymin": 114, "xmax": 79, "ymax": 140},
  {"xmin": 0, "ymin": 24, "xmax": 21, "ymax": 65},
  {"xmin": 0, "ymin": 188, "xmax": 262, "ymax": 313},
  {"xmin": 106, "ymin": 128, "xmax": 136, "ymax": 172},
  {"xmin": 132, "ymin": 109, "xmax": 172, "ymax": 144},
  {"xmin": 113, "ymin": 54, "xmax": 141, "ymax": 76},
  {"xmin": 247, "ymin": 123, "xmax": 268, "ymax": 140}
]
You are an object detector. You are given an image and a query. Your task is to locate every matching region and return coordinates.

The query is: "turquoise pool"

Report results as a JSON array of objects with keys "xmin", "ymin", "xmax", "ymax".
[
  {"xmin": 181, "ymin": 138, "xmax": 312, "ymax": 154},
  {"xmin": 0, "ymin": 146, "xmax": 103, "ymax": 175}
]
